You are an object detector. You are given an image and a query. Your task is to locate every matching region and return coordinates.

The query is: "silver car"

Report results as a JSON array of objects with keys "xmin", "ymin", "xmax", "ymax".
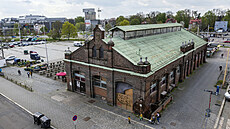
[{"xmin": 224, "ymin": 90, "xmax": 230, "ymax": 100}]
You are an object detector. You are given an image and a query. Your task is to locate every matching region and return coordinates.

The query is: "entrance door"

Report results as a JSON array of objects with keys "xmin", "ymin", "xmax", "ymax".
[
  {"xmin": 116, "ymin": 82, "xmax": 133, "ymax": 111},
  {"xmin": 74, "ymin": 73, "xmax": 86, "ymax": 94}
]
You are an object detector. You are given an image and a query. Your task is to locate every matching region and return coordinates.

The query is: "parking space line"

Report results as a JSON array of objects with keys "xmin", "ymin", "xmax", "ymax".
[
  {"xmin": 218, "ymin": 117, "xmax": 224, "ymax": 129},
  {"xmin": 226, "ymin": 119, "xmax": 230, "ymax": 129}
]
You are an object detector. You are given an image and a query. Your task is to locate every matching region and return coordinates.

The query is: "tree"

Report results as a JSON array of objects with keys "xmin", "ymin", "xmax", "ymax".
[
  {"xmin": 130, "ymin": 18, "xmax": 141, "ymax": 25},
  {"xmin": 116, "ymin": 16, "xmax": 125, "ymax": 25},
  {"xmin": 175, "ymin": 10, "xmax": 191, "ymax": 28},
  {"xmin": 75, "ymin": 22, "xmax": 85, "ymax": 32},
  {"xmin": 75, "ymin": 16, "xmax": 85, "ymax": 24},
  {"xmin": 105, "ymin": 24, "xmax": 112, "ymax": 32},
  {"xmin": 61, "ymin": 21, "xmax": 77, "ymax": 40},
  {"xmin": 40, "ymin": 26, "xmax": 48, "ymax": 34},
  {"xmin": 119, "ymin": 20, "xmax": 130, "ymax": 26},
  {"xmin": 51, "ymin": 21, "xmax": 62, "ymax": 40},
  {"xmin": 156, "ymin": 13, "xmax": 166, "ymax": 23},
  {"xmin": 201, "ymin": 10, "xmax": 216, "ymax": 31},
  {"xmin": 223, "ymin": 10, "xmax": 230, "ymax": 28}
]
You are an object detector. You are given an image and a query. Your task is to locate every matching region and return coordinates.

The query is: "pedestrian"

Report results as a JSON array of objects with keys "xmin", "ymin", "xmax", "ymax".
[
  {"xmin": 149, "ymin": 115, "xmax": 155, "ymax": 124},
  {"xmin": 139, "ymin": 113, "xmax": 143, "ymax": 121},
  {"xmin": 128, "ymin": 116, "xmax": 131, "ymax": 124},
  {"xmin": 18, "ymin": 70, "xmax": 21, "ymax": 75},
  {"xmin": 221, "ymin": 54, "xmax": 224, "ymax": 58},
  {"xmin": 27, "ymin": 71, "xmax": 30, "ymax": 78},
  {"xmin": 219, "ymin": 65, "xmax": 222, "ymax": 71},
  {"xmin": 30, "ymin": 70, "xmax": 33, "ymax": 77},
  {"xmin": 156, "ymin": 112, "xmax": 161, "ymax": 124}
]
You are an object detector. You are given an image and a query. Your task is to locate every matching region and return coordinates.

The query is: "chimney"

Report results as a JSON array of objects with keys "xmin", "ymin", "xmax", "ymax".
[
  {"xmin": 138, "ymin": 57, "xmax": 144, "ymax": 65},
  {"xmin": 144, "ymin": 57, "xmax": 150, "ymax": 65}
]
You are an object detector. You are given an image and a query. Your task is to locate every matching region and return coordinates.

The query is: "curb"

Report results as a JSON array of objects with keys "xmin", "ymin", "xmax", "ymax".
[
  {"xmin": 0, "ymin": 93, "xmax": 57, "ymax": 129},
  {"xmin": 214, "ymin": 84, "xmax": 229, "ymax": 129}
]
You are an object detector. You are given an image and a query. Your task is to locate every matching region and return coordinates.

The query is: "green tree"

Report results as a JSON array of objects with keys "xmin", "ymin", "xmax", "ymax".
[
  {"xmin": 201, "ymin": 10, "xmax": 216, "ymax": 31},
  {"xmin": 75, "ymin": 16, "xmax": 85, "ymax": 24},
  {"xmin": 119, "ymin": 20, "xmax": 130, "ymax": 26},
  {"xmin": 116, "ymin": 16, "xmax": 125, "ymax": 25},
  {"xmin": 61, "ymin": 21, "xmax": 77, "ymax": 40},
  {"xmin": 156, "ymin": 13, "xmax": 166, "ymax": 23},
  {"xmin": 51, "ymin": 21, "xmax": 62, "ymax": 40},
  {"xmin": 223, "ymin": 10, "xmax": 230, "ymax": 28},
  {"xmin": 175, "ymin": 10, "xmax": 191, "ymax": 28},
  {"xmin": 105, "ymin": 24, "xmax": 112, "ymax": 32},
  {"xmin": 130, "ymin": 18, "xmax": 141, "ymax": 25},
  {"xmin": 40, "ymin": 26, "xmax": 48, "ymax": 34},
  {"xmin": 75, "ymin": 22, "xmax": 85, "ymax": 32}
]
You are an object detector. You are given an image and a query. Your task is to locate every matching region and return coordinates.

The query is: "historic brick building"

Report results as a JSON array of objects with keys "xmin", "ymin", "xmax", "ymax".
[{"xmin": 64, "ymin": 23, "xmax": 207, "ymax": 116}]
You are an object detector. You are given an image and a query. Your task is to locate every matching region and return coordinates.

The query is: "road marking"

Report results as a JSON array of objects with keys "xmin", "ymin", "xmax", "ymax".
[
  {"xmin": 0, "ymin": 92, "xmax": 57, "ymax": 129},
  {"xmin": 226, "ymin": 119, "xmax": 230, "ymax": 129},
  {"xmin": 218, "ymin": 117, "xmax": 224, "ymax": 129},
  {"xmin": 92, "ymin": 104, "xmax": 155, "ymax": 129}
]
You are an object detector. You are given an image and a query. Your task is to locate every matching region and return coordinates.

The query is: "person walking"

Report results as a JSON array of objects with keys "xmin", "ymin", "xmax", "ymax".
[
  {"xmin": 27, "ymin": 71, "xmax": 30, "ymax": 78},
  {"xmin": 139, "ymin": 113, "xmax": 143, "ymax": 121},
  {"xmin": 18, "ymin": 70, "xmax": 21, "ymax": 75},
  {"xmin": 128, "ymin": 116, "xmax": 131, "ymax": 124},
  {"xmin": 30, "ymin": 70, "xmax": 33, "ymax": 77},
  {"xmin": 156, "ymin": 112, "xmax": 161, "ymax": 124},
  {"xmin": 219, "ymin": 65, "xmax": 222, "ymax": 71},
  {"xmin": 221, "ymin": 54, "xmax": 224, "ymax": 58}
]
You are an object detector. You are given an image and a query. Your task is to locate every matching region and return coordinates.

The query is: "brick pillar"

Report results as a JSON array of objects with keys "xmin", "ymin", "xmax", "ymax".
[
  {"xmin": 203, "ymin": 49, "xmax": 207, "ymax": 63},
  {"xmin": 166, "ymin": 73, "xmax": 170, "ymax": 92},
  {"xmin": 197, "ymin": 53, "xmax": 200, "ymax": 67},
  {"xmin": 200, "ymin": 51, "xmax": 203, "ymax": 65},
  {"xmin": 179, "ymin": 64, "xmax": 184, "ymax": 82},
  {"xmin": 156, "ymin": 79, "xmax": 161, "ymax": 102},
  {"xmin": 173, "ymin": 68, "xmax": 178, "ymax": 85}
]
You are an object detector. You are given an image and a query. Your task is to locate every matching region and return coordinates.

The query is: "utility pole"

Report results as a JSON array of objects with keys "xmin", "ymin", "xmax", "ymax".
[
  {"xmin": 0, "ymin": 40, "xmax": 4, "ymax": 59},
  {"xmin": 43, "ymin": 21, "xmax": 49, "ymax": 65}
]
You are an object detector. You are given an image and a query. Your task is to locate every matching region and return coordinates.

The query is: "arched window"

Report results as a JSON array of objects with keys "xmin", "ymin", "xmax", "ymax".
[
  {"xmin": 92, "ymin": 46, "xmax": 97, "ymax": 57},
  {"xmin": 99, "ymin": 46, "xmax": 104, "ymax": 58}
]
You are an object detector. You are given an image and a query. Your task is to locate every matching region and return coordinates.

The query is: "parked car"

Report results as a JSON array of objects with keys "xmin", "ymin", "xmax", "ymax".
[
  {"xmin": 9, "ymin": 44, "xmax": 14, "ymax": 48},
  {"xmin": 224, "ymin": 41, "xmax": 230, "ymax": 43},
  {"xmin": 6, "ymin": 56, "xmax": 16, "ymax": 61},
  {"xmin": 225, "ymin": 90, "xmax": 230, "ymax": 100},
  {"xmin": 74, "ymin": 41, "xmax": 83, "ymax": 47}
]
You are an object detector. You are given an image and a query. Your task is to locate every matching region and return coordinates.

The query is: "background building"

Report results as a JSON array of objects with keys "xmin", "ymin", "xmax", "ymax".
[
  {"xmin": 83, "ymin": 8, "xmax": 100, "ymax": 31},
  {"xmin": 214, "ymin": 21, "xmax": 228, "ymax": 32}
]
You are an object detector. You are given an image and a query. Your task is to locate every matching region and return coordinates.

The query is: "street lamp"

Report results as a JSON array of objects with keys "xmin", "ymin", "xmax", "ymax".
[
  {"xmin": 43, "ymin": 21, "xmax": 49, "ymax": 65},
  {"xmin": 203, "ymin": 89, "xmax": 216, "ymax": 129}
]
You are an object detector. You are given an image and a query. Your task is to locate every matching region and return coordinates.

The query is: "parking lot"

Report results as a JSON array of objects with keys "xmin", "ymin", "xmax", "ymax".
[{"xmin": 2, "ymin": 41, "xmax": 78, "ymax": 63}]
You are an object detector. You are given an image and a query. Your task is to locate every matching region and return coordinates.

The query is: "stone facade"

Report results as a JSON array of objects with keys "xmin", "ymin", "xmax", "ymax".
[{"xmin": 64, "ymin": 25, "xmax": 207, "ymax": 117}]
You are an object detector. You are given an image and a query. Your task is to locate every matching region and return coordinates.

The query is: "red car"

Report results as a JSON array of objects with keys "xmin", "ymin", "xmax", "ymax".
[
  {"xmin": 224, "ymin": 41, "xmax": 230, "ymax": 43},
  {"xmin": 9, "ymin": 44, "xmax": 14, "ymax": 48}
]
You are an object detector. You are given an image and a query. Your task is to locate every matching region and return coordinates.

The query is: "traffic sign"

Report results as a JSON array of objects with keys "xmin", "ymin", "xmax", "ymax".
[{"xmin": 72, "ymin": 115, "xmax": 77, "ymax": 121}]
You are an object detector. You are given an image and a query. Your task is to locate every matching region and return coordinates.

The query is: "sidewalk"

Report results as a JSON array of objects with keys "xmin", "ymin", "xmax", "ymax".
[{"xmin": 0, "ymin": 67, "xmax": 156, "ymax": 129}]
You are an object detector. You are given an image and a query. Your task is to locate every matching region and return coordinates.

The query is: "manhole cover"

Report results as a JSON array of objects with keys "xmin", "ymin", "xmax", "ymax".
[
  {"xmin": 170, "ymin": 122, "xmax": 176, "ymax": 126},
  {"xmin": 88, "ymin": 100, "xmax": 95, "ymax": 103},
  {"xmin": 83, "ymin": 117, "xmax": 91, "ymax": 121}
]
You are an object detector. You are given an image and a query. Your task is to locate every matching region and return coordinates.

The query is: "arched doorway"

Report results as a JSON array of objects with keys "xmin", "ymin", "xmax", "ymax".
[{"xmin": 115, "ymin": 82, "xmax": 133, "ymax": 111}]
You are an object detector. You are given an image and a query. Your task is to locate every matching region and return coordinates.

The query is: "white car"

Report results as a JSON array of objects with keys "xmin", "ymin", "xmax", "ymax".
[{"xmin": 224, "ymin": 90, "xmax": 230, "ymax": 100}]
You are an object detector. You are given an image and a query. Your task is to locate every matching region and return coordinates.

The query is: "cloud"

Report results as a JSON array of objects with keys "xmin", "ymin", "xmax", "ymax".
[{"xmin": 0, "ymin": 0, "xmax": 230, "ymax": 19}]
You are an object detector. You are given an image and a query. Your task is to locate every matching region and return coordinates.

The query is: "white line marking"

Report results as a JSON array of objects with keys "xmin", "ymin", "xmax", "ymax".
[{"xmin": 218, "ymin": 117, "xmax": 224, "ymax": 129}]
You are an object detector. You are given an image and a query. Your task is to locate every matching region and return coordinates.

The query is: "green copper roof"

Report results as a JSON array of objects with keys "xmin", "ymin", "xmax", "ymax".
[
  {"xmin": 109, "ymin": 23, "xmax": 182, "ymax": 32},
  {"xmin": 103, "ymin": 29, "xmax": 207, "ymax": 73}
]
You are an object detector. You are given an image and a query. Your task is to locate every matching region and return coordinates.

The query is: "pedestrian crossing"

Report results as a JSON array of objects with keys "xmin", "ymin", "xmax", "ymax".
[
  {"xmin": 214, "ymin": 116, "xmax": 230, "ymax": 129},
  {"xmin": 201, "ymin": 113, "xmax": 230, "ymax": 129}
]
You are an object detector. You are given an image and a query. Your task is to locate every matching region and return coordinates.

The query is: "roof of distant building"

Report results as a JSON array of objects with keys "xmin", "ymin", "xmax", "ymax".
[
  {"xmin": 110, "ymin": 23, "xmax": 182, "ymax": 32},
  {"xmin": 189, "ymin": 19, "xmax": 202, "ymax": 24}
]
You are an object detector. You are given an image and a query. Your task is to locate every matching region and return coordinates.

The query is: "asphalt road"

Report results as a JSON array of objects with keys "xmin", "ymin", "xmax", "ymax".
[
  {"xmin": 0, "ymin": 94, "xmax": 40, "ymax": 129},
  {"xmin": 159, "ymin": 47, "xmax": 228, "ymax": 129}
]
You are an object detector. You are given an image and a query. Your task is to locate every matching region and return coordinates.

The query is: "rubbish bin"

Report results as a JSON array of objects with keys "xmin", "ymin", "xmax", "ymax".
[
  {"xmin": 40, "ymin": 116, "xmax": 51, "ymax": 128},
  {"xmin": 33, "ymin": 112, "xmax": 44, "ymax": 125}
]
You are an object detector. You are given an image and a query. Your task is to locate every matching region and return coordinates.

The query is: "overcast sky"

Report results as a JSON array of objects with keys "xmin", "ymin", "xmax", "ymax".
[{"xmin": 1, "ymin": 0, "xmax": 230, "ymax": 19}]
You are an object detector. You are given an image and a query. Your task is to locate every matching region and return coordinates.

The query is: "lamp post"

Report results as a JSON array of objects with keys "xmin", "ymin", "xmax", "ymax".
[
  {"xmin": 43, "ymin": 21, "xmax": 49, "ymax": 65},
  {"xmin": 203, "ymin": 89, "xmax": 216, "ymax": 129}
]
